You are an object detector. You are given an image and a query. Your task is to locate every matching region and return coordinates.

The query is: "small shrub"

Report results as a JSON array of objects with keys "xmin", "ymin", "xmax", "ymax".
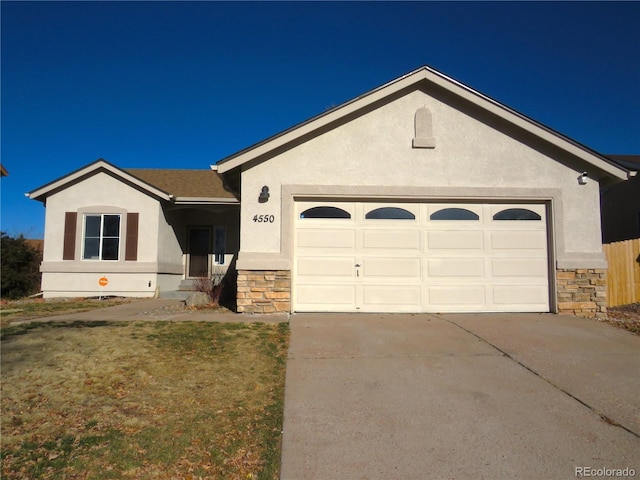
[
  {"xmin": 1, "ymin": 232, "xmax": 42, "ymax": 299},
  {"xmin": 192, "ymin": 266, "xmax": 226, "ymax": 305}
]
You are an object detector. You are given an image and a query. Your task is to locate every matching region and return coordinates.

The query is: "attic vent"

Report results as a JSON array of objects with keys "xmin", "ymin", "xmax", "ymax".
[{"xmin": 412, "ymin": 107, "xmax": 435, "ymax": 149}]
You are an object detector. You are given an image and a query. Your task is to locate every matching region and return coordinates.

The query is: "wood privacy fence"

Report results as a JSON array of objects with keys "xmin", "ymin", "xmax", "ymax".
[{"xmin": 603, "ymin": 238, "xmax": 640, "ymax": 307}]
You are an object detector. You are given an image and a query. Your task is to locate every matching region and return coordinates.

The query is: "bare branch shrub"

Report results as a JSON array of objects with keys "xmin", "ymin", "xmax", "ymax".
[{"xmin": 192, "ymin": 265, "xmax": 226, "ymax": 306}]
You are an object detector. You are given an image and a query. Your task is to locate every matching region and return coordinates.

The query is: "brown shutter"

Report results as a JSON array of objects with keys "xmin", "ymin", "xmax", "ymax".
[
  {"xmin": 63, "ymin": 212, "xmax": 77, "ymax": 260},
  {"xmin": 125, "ymin": 213, "xmax": 139, "ymax": 261}
]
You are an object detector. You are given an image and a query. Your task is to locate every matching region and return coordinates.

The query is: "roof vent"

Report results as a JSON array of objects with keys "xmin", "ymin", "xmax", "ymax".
[{"xmin": 412, "ymin": 107, "xmax": 435, "ymax": 149}]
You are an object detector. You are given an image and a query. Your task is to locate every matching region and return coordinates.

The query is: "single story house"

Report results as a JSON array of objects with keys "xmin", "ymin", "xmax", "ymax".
[
  {"xmin": 28, "ymin": 66, "xmax": 634, "ymax": 317},
  {"xmin": 28, "ymin": 162, "xmax": 239, "ymax": 298}
]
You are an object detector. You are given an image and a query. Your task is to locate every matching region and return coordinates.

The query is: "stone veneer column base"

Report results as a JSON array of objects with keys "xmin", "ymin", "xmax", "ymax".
[
  {"xmin": 236, "ymin": 270, "xmax": 291, "ymax": 314},
  {"xmin": 556, "ymin": 269, "xmax": 607, "ymax": 318}
]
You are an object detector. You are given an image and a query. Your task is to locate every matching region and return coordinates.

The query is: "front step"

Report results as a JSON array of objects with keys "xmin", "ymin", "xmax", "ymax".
[
  {"xmin": 158, "ymin": 290, "xmax": 192, "ymax": 301},
  {"xmin": 158, "ymin": 278, "xmax": 200, "ymax": 300},
  {"xmin": 178, "ymin": 279, "xmax": 197, "ymax": 291}
]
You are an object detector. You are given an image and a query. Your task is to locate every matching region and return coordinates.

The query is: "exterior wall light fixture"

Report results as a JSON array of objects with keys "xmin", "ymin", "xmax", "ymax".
[
  {"xmin": 578, "ymin": 172, "xmax": 589, "ymax": 185},
  {"xmin": 259, "ymin": 185, "xmax": 270, "ymax": 202}
]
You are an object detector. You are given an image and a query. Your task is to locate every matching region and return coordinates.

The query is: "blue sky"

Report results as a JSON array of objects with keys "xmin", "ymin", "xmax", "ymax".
[{"xmin": 2, "ymin": 1, "xmax": 639, "ymax": 238}]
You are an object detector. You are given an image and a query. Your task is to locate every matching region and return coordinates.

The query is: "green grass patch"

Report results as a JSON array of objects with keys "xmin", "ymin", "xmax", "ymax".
[{"xmin": 1, "ymin": 320, "xmax": 289, "ymax": 479}]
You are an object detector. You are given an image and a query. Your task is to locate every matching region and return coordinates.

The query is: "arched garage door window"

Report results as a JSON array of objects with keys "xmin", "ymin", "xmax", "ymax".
[
  {"xmin": 300, "ymin": 206, "xmax": 351, "ymax": 219},
  {"xmin": 365, "ymin": 207, "xmax": 415, "ymax": 220},
  {"xmin": 493, "ymin": 208, "xmax": 541, "ymax": 221},
  {"xmin": 430, "ymin": 208, "xmax": 479, "ymax": 220}
]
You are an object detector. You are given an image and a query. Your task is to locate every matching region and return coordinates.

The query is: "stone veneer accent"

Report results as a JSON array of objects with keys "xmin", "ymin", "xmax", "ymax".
[
  {"xmin": 556, "ymin": 269, "xmax": 607, "ymax": 318},
  {"xmin": 236, "ymin": 270, "xmax": 291, "ymax": 314}
]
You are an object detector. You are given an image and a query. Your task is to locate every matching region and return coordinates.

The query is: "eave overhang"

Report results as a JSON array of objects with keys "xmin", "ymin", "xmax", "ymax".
[
  {"xmin": 172, "ymin": 196, "xmax": 240, "ymax": 205},
  {"xmin": 27, "ymin": 158, "xmax": 173, "ymax": 203},
  {"xmin": 216, "ymin": 65, "xmax": 630, "ymax": 182}
]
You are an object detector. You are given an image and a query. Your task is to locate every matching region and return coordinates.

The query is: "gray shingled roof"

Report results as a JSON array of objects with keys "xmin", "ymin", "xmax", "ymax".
[{"xmin": 125, "ymin": 169, "xmax": 235, "ymax": 199}]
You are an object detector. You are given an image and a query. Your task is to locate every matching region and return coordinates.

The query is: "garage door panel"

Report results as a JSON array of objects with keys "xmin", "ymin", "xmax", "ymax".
[
  {"xmin": 491, "ymin": 258, "xmax": 548, "ymax": 277},
  {"xmin": 297, "ymin": 257, "xmax": 355, "ymax": 277},
  {"xmin": 296, "ymin": 284, "xmax": 355, "ymax": 307},
  {"xmin": 363, "ymin": 230, "xmax": 420, "ymax": 249},
  {"xmin": 428, "ymin": 258, "xmax": 484, "ymax": 277},
  {"xmin": 492, "ymin": 285, "xmax": 549, "ymax": 305},
  {"xmin": 490, "ymin": 231, "xmax": 547, "ymax": 250},
  {"xmin": 363, "ymin": 257, "xmax": 421, "ymax": 278},
  {"xmin": 428, "ymin": 231, "xmax": 484, "ymax": 250},
  {"xmin": 428, "ymin": 286, "xmax": 486, "ymax": 305},
  {"xmin": 362, "ymin": 286, "xmax": 421, "ymax": 306},
  {"xmin": 297, "ymin": 229, "xmax": 355, "ymax": 249}
]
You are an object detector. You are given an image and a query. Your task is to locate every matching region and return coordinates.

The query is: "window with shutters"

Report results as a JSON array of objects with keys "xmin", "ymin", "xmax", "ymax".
[
  {"xmin": 62, "ymin": 209, "xmax": 137, "ymax": 262},
  {"xmin": 83, "ymin": 214, "xmax": 121, "ymax": 260}
]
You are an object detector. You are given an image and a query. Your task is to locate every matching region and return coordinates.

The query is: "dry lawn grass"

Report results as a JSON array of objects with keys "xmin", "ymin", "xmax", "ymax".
[
  {"xmin": 0, "ymin": 298, "xmax": 131, "ymax": 325},
  {"xmin": 1, "ymin": 320, "xmax": 289, "ymax": 479}
]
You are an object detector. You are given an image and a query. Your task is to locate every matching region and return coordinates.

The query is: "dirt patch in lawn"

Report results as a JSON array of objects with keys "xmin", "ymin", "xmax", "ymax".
[
  {"xmin": 604, "ymin": 303, "xmax": 640, "ymax": 335},
  {"xmin": 1, "ymin": 321, "xmax": 289, "ymax": 479}
]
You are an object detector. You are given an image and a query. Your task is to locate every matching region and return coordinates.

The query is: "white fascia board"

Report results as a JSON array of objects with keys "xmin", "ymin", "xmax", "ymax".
[
  {"xmin": 27, "ymin": 160, "xmax": 173, "ymax": 201},
  {"xmin": 217, "ymin": 66, "xmax": 628, "ymax": 181},
  {"xmin": 422, "ymin": 67, "xmax": 628, "ymax": 180}
]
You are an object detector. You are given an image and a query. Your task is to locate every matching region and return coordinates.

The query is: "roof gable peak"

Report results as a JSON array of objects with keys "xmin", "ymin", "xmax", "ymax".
[
  {"xmin": 216, "ymin": 65, "xmax": 628, "ymax": 181},
  {"xmin": 27, "ymin": 158, "xmax": 172, "ymax": 202}
]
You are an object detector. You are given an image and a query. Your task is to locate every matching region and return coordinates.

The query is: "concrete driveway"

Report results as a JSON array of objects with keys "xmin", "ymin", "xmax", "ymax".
[{"xmin": 280, "ymin": 313, "xmax": 640, "ymax": 480}]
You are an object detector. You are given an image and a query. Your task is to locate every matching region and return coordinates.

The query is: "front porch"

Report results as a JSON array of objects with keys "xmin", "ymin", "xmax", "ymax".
[{"xmin": 158, "ymin": 204, "xmax": 239, "ymax": 309}]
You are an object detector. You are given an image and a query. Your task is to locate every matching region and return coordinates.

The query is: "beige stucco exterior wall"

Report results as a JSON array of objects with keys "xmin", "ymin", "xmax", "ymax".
[
  {"xmin": 237, "ymin": 89, "xmax": 605, "ymax": 271},
  {"xmin": 40, "ymin": 172, "xmax": 184, "ymax": 297},
  {"xmin": 43, "ymin": 173, "xmax": 161, "ymax": 262}
]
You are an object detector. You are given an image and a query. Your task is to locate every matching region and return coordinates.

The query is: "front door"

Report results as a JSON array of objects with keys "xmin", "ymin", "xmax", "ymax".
[{"xmin": 188, "ymin": 227, "xmax": 211, "ymax": 278}]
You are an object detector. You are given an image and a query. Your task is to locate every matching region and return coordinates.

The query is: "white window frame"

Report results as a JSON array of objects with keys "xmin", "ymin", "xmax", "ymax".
[
  {"xmin": 82, "ymin": 213, "xmax": 122, "ymax": 261},
  {"xmin": 214, "ymin": 226, "xmax": 226, "ymax": 265}
]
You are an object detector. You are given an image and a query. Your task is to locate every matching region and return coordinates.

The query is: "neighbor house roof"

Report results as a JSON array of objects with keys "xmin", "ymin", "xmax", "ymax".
[
  {"xmin": 216, "ymin": 65, "xmax": 631, "ymax": 182},
  {"xmin": 27, "ymin": 158, "xmax": 237, "ymax": 204},
  {"xmin": 25, "ymin": 239, "xmax": 44, "ymax": 253}
]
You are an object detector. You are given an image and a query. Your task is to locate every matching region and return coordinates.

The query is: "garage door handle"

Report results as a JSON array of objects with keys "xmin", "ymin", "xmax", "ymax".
[{"xmin": 355, "ymin": 264, "xmax": 361, "ymax": 267}]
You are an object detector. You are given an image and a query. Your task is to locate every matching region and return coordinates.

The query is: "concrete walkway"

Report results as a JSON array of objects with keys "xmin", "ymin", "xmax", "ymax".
[
  {"xmin": 280, "ymin": 313, "xmax": 640, "ymax": 480},
  {"xmin": 8, "ymin": 298, "xmax": 288, "ymax": 324}
]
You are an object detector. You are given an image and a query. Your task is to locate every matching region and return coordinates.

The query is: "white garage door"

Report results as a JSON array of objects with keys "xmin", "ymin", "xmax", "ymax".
[{"xmin": 293, "ymin": 201, "xmax": 550, "ymax": 313}]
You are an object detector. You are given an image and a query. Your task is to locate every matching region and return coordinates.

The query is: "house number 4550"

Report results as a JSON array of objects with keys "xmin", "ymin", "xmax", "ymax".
[{"xmin": 253, "ymin": 214, "xmax": 275, "ymax": 223}]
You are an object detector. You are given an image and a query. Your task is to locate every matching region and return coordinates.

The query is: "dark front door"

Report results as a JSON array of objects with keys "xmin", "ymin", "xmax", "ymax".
[{"xmin": 188, "ymin": 227, "xmax": 211, "ymax": 278}]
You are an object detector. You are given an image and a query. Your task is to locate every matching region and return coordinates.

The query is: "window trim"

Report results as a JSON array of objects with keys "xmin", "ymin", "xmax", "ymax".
[
  {"xmin": 214, "ymin": 226, "xmax": 226, "ymax": 265},
  {"xmin": 82, "ymin": 213, "xmax": 122, "ymax": 261}
]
